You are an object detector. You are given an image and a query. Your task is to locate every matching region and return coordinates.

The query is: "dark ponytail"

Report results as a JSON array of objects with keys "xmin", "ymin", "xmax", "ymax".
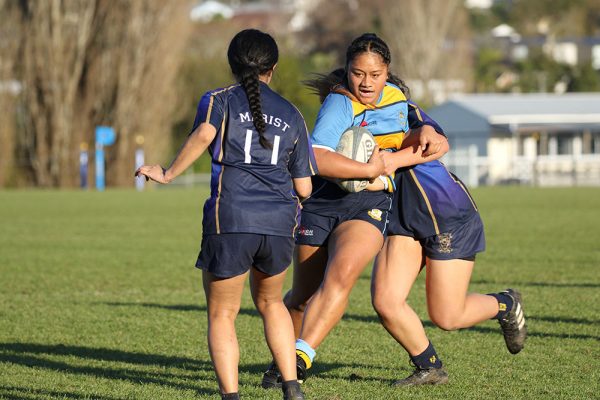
[
  {"xmin": 305, "ymin": 33, "xmax": 411, "ymax": 103},
  {"xmin": 228, "ymin": 29, "xmax": 278, "ymax": 149}
]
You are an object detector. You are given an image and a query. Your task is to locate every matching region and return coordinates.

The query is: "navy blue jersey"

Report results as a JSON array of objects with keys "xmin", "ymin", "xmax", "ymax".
[
  {"xmin": 407, "ymin": 101, "xmax": 445, "ymax": 136},
  {"xmin": 388, "ymin": 100, "xmax": 479, "ymax": 238},
  {"xmin": 192, "ymin": 82, "xmax": 317, "ymax": 237},
  {"xmin": 390, "ymin": 161, "xmax": 480, "ymax": 239}
]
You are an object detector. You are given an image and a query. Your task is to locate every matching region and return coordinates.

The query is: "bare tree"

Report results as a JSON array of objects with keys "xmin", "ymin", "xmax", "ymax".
[
  {"xmin": 0, "ymin": 0, "xmax": 22, "ymax": 186},
  {"xmin": 1, "ymin": 0, "xmax": 192, "ymax": 187},
  {"xmin": 378, "ymin": 0, "xmax": 472, "ymax": 104}
]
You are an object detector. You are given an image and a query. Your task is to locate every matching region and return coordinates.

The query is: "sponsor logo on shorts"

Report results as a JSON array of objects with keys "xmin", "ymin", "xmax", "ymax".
[
  {"xmin": 298, "ymin": 226, "xmax": 314, "ymax": 236},
  {"xmin": 368, "ymin": 209, "xmax": 383, "ymax": 221},
  {"xmin": 398, "ymin": 111, "xmax": 406, "ymax": 121},
  {"xmin": 437, "ymin": 232, "xmax": 453, "ymax": 253}
]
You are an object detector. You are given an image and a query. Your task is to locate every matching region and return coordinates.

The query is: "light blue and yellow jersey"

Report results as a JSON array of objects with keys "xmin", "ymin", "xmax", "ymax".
[{"xmin": 311, "ymin": 82, "xmax": 409, "ymax": 152}]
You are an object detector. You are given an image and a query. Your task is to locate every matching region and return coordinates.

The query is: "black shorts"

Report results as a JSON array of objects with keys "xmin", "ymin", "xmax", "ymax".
[
  {"xmin": 296, "ymin": 183, "xmax": 392, "ymax": 247},
  {"xmin": 195, "ymin": 233, "xmax": 294, "ymax": 278},
  {"xmin": 420, "ymin": 214, "xmax": 486, "ymax": 260}
]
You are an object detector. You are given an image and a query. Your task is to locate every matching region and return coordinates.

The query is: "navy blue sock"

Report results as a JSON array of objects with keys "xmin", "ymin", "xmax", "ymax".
[
  {"xmin": 410, "ymin": 341, "xmax": 443, "ymax": 369},
  {"xmin": 488, "ymin": 293, "xmax": 514, "ymax": 320},
  {"xmin": 221, "ymin": 393, "xmax": 240, "ymax": 400}
]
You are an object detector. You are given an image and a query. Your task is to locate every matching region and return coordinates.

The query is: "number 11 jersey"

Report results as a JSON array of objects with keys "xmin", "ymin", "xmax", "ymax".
[{"xmin": 192, "ymin": 82, "xmax": 317, "ymax": 237}]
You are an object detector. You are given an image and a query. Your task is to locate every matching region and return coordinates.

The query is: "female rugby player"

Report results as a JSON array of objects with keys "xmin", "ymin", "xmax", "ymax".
[
  {"xmin": 136, "ymin": 29, "xmax": 314, "ymax": 400},
  {"xmin": 263, "ymin": 32, "xmax": 526, "ymax": 389},
  {"xmin": 261, "ymin": 33, "xmax": 448, "ymax": 387}
]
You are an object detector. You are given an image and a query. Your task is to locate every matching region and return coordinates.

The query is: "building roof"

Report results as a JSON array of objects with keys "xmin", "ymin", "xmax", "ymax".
[{"xmin": 444, "ymin": 93, "xmax": 600, "ymax": 125}]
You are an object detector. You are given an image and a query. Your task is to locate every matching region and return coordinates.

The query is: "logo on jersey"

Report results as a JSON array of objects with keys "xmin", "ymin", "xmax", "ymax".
[
  {"xmin": 368, "ymin": 209, "xmax": 383, "ymax": 221},
  {"xmin": 437, "ymin": 232, "xmax": 453, "ymax": 253},
  {"xmin": 398, "ymin": 111, "xmax": 406, "ymax": 121},
  {"xmin": 297, "ymin": 226, "xmax": 314, "ymax": 236}
]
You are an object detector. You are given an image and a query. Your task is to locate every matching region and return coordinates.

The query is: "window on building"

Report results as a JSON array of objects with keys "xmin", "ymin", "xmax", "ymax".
[
  {"xmin": 556, "ymin": 135, "xmax": 573, "ymax": 155},
  {"xmin": 593, "ymin": 132, "xmax": 600, "ymax": 154}
]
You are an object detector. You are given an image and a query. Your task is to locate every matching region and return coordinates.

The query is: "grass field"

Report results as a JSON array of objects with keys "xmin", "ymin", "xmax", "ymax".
[{"xmin": 0, "ymin": 186, "xmax": 599, "ymax": 399}]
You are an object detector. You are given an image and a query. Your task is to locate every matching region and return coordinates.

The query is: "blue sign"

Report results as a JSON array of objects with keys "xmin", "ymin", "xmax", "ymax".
[
  {"xmin": 95, "ymin": 126, "xmax": 116, "ymax": 191},
  {"xmin": 95, "ymin": 126, "xmax": 116, "ymax": 146}
]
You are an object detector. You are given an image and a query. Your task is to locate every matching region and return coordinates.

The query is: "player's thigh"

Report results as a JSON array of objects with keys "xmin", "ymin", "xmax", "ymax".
[
  {"xmin": 286, "ymin": 244, "xmax": 328, "ymax": 308},
  {"xmin": 372, "ymin": 235, "xmax": 424, "ymax": 303},
  {"xmin": 425, "ymin": 258, "xmax": 474, "ymax": 316},
  {"xmin": 324, "ymin": 219, "xmax": 384, "ymax": 287},
  {"xmin": 250, "ymin": 268, "xmax": 287, "ymax": 308},
  {"xmin": 203, "ymin": 270, "xmax": 248, "ymax": 318}
]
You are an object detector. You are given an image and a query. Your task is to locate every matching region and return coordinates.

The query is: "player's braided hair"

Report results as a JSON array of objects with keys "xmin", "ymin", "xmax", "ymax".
[
  {"xmin": 305, "ymin": 33, "xmax": 410, "ymax": 104},
  {"xmin": 227, "ymin": 29, "xmax": 278, "ymax": 149}
]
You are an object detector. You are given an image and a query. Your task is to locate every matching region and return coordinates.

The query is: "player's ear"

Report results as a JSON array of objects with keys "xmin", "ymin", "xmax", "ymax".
[{"xmin": 262, "ymin": 64, "xmax": 276, "ymax": 84}]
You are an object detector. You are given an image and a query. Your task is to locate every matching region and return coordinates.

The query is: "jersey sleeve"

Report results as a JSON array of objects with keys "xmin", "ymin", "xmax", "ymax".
[
  {"xmin": 190, "ymin": 90, "xmax": 226, "ymax": 134},
  {"xmin": 408, "ymin": 101, "xmax": 445, "ymax": 137},
  {"xmin": 289, "ymin": 113, "xmax": 318, "ymax": 178},
  {"xmin": 310, "ymin": 93, "xmax": 354, "ymax": 151}
]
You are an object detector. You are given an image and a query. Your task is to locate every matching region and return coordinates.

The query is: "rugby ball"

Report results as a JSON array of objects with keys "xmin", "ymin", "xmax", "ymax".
[{"xmin": 335, "ymin": 126, "xmax": 376, "ymax": 192}]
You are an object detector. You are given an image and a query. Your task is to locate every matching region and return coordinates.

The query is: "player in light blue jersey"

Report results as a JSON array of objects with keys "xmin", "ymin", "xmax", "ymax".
[
  {"xmin": 259, "ymin": 33, "xmax": 448, "ymax": 389},
  {"xmin": 135, "ymin": 29, "xmax": 314, "ymax": 400}
]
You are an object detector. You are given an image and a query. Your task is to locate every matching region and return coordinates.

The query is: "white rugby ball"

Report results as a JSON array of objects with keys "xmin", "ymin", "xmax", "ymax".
[{"xmin": 335, "ymin": 126, "xmax": 376, "ymax": 192}]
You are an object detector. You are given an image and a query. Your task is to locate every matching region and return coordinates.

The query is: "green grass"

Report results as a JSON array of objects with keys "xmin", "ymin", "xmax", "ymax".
[{"xmin": 0, "ymin": 186, "xmax": 599, "ymax": 399}]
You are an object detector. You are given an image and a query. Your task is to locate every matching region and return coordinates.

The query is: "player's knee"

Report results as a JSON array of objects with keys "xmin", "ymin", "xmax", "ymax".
[
  {"xmin": 253, "ymin": 297, "xmax": 280, "ymax": 316},
  {"xmin": 325, "ymin": 264, "xmax": 360, "ymax": 292},
  {"xmin": 208, "ymin": 307, "xmax": 239, "ymax": 321},
  {"xmin": 372, "ymin": 293, "xmax": 407, "ymax": 321},
  {"xmin": 429, "ymin": 312, "xmax": 461, "ymax": 331}
]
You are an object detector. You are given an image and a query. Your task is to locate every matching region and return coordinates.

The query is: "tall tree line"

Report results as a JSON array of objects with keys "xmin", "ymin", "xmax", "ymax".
[{"xmin": 0, "ymin": 0, "xmax": 191, "ymax": 187}]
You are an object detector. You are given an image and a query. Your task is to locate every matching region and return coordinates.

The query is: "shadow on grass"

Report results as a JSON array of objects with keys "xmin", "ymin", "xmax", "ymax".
[
  {"xmin": 104, "ymin": 302, "xmax": 600, "ymax": 341},
  {"xmin": 528, "ymin": 315, "xmax": 600, "ymax": 325},
  {"xmin": 471, "ymin": 280, "xmax": 600, "ymax": 289},
  {"xmin": 103, "ymin": 302, "xmax": 259, "ymax": 317},
  {"xmin": 0, "ymin": 343, "xmax": 218, "ymax": 397},
  {"xmin": 239, "ymin": 359, "xmax": 394, "ymax": 386},
  {"xmin": 341, "ymin": 315, "xmax": 600, "ymax": 341},
  {"xmin": 0, "ymin": 385, "xmax": 126, "ymax": 400}
]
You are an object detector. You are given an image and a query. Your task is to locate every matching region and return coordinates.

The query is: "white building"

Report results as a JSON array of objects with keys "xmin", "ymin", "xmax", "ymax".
[
  {"xmin": 428, "ymin": 93, "xmax": 600, "ymax": 186},
  {"xmin": 189, "ymin": 1, "xmax": 234, "ymax": 22}
]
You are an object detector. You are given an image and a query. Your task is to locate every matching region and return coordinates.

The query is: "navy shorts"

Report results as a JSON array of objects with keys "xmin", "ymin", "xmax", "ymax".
[
  {"xmin": 296, "ymin": 185, "xmax": 392, "ymax": 247},
  {"xmin": 420, "ymin": 214, "xmax": 486, "ymax": 260},
  {"xmin": 196, "ymin": 233, "xmax": 294, "ymax": 278}
]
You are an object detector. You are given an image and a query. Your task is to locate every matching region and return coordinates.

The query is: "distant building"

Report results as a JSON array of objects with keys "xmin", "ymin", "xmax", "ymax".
[
  {"xmin": 189, "ymin": 1, "xmax": 234, "ymax": 22},
  {"xmin": 429, "ymin": 93, "xmax": 600, "ymax": 186},
  {"xmin": 465, "ymin": 0, "xmax": 493, "ymax": 9}
]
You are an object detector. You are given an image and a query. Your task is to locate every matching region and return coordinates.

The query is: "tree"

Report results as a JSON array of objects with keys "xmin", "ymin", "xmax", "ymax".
[
  {"xmin": 378, "ymin": 0, "xmax": 473, "ymax": 104},
  {"xmin": 0, "ymin": 0, "xmax": 192, "ymax": 187}
]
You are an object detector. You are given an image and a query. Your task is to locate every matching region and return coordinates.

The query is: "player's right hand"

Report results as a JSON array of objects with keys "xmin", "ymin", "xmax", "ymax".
[
  {"xmin": 366, "ymin": 145, "xmax": 385, "ymax": 181},
  {"xmin": 134, "ymin": 164, "xmax": 169, "ymax": 184}
]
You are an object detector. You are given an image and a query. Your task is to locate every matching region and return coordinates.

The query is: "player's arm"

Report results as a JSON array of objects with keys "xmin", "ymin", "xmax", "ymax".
[
  {"xmin": 311, "ymin": 94, "xmax": 384, "ymax": 180},
  {"xmin": 289, "ymin": 114, "xmax": 315, "ymax": 200},
  {"xmin": 293, "ymin": 177, "xmax": 312, "ymax": 199},
  {"xmin": 135, "ymin": 123, "xmax": 216, "ymax": 184},
  {"xmin": 402, "ymin": 102, "xmax": 448, "ymax": 157},
  {"xmin": 135, "ymin": 92, "xmax": 220, "ymax": 184},
  {"xmin": 314, "ymin": 147, "xmax": 384, "ymax": 180},
  {"xmin": 381, "ymin": 131, "xmax": 449, "ymax": 174}
]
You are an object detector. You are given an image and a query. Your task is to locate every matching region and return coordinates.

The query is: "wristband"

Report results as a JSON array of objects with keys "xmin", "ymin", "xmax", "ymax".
[{"xmin": 378, "ymin": 175, "xmax": 389, "ymax": 191}]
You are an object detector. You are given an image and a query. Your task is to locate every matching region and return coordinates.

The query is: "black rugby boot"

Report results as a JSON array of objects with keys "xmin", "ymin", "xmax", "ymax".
[
  {"xmin": 393, "ymin": 366, "xmax": 449, "ymax": 386},
  {"xmin": 261, "ymin": 361, "xmax": 282, "ymax": 389},
  {"xmin": 498, "ymin": 288, "xmax": 527, "ymax": 354}
]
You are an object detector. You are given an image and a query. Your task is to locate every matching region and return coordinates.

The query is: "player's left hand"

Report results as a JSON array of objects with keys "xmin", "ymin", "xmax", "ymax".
[
  {"xmin": 134, "ymin": 164, "xmax": 169, "ymax": 184},
  {"xmin": 418, "ymin": 126, "xmax": 447, "ymax": 157}
]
